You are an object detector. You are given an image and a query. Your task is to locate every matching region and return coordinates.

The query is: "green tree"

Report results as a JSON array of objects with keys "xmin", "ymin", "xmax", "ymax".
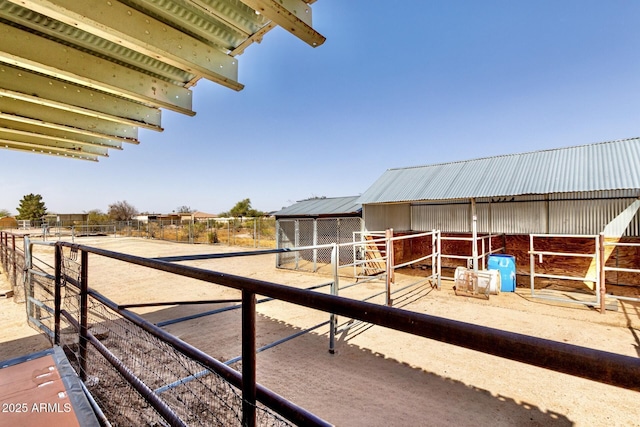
[
  {"xmin": 225, "ymin": 198, "xmax": 264, "ymax": 218},
  {"xmin": 176, "ymin": 206, "xmax": 193, "ymax": 213},
  {"xmin": 0, "ymin": 208, "xmax": 11, "ymax": 217},
  {"xmin": 16, "ymin": 193, "xmax": 47, "ymax": 221},
  {"xmin": 108, "ymin": 200, "xmax": 137, "ymax": 221},
  {"xmin": 87, "ymin": 209, "xmax": 109, "ymax": 224}
]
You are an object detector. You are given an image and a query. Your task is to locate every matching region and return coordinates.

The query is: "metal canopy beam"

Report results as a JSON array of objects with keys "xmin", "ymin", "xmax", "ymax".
[
  {"xmin": 0, "ymin": 22, "xmax": 195, "ymax": 115},
  {"xmin": 239, "ymin": 0, "xmax": 325, "ymax": 47},
  {"xmin": 0, "ymin": 139, "xmax": 100, "ymax": 162},
  {"xmin": 0, "ymin": 64, "xmax": 162, "ymax": 130},
  {"xmin": 20, "ymin": 0, "xmax": 243, "ymax": 91},
  {"xmin": 0, "ymin": 116, "xmax": 127, "ymax": 150},
  {"xmin": 0, "ymin": 128, "xmax": 113, "ymax": 155},
  {"xmin": 0, "ymin": 98, "xmax": 139, "ymax": 141},
  {"xmin": 0, "ymin": 0, "xmax": 325, "ymax": 161}
]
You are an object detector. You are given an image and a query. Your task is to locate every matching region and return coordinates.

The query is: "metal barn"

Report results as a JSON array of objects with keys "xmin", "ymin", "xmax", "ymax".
[{"xmin": 358, "ymin": 138, "xmax": 640, "ymax": 307}]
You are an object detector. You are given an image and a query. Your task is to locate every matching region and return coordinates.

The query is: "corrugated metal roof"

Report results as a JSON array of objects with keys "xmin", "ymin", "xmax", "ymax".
[
  {"xmin": 0, "ymin": 0, "xmax": 324, "ymax": 161},
  {"xmin": 359, "ymin": 138, "xmax": 640, "ymax": 204},
  {"xmin": 275, "ymin": 196, "xmax": 362, "ymax": 217}
]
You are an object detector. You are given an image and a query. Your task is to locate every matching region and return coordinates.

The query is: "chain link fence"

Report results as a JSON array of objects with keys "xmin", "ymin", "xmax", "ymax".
[
  {"xmin": 2, "ymin": 218, "xmax": 277, "ymax": 249},
  {"xmin": 0, "ymin": 232, "xmax": 26, "ymax": 302},
  {"xmin": 17, "ymin": 242, "xmax": 297, "ymax": 427},
  {"xmin": 275, "ymin": 217, "xmax": 363, "ymax": 273}
]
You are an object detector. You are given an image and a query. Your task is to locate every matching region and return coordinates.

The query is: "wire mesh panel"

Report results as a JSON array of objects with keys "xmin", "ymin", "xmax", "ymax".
[
  {"xmin": 52, "ymin": 247, "xmax": 295, "ymax": 427},
  {"xmin": 277, "ymin": 218, "xmax": 363, "ymax": 273},
  {"xmin": 276, "ymin": 220, "xmax": 297, "ymax": 268},
  {"xmin": 297, "ymin": 219, "xmax": 315, "ymax": 269},
  {"xmin": 0, "ymin": 236, "xmax": 26, "ymax": 302},
  {"xmin": 337, "ymin": 218, "xmax": 363, "ymax": 264},
  {"xmin": 316, "ymin": 219, "xmax": 336, "ymax": 264}
]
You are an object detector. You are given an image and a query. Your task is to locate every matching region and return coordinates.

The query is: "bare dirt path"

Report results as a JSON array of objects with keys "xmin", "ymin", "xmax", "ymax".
[{"xmin": 1, "ymin": 237, "xmax": 638, "ymax": 426}]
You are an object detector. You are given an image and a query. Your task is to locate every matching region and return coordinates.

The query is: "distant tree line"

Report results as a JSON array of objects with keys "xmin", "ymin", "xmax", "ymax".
[{"xmin": 2, "ymin": 195, "xmax": 268, "ymax": 223}]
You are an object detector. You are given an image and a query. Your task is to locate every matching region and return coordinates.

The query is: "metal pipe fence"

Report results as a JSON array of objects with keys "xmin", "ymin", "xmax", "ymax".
[
  {"xmin": 440, "ymin": 233, "xmax": 505, "ymax": 278},
  {"xmin": 603, "ymin": 238, "xmax": 640, "ymax": 303},
  {"xmin": 0, "ymin": 231, "xmax": 25, "ymax": 301},
  {"xmin": 51, "ymin": 241, "xmax": 640, "ymax": 394},
  {"xmin": 529, "ymin": 233, "xmax": 602, "ymax": 311},
  {"xmin": 3, "ymin": 232, "xmax": 640, "ymax": 426},
  {"xmin": 49, "ymin": 241, "xmax": 329, "ymax": 427}
]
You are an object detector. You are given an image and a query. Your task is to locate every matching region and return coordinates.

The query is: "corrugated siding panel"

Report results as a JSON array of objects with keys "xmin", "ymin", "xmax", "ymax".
[
  {"xmin": 368, "ymin": 192, "xmax": 640, "ymax": 237},
  {"xmin": 411, "ymin": 204, "xmax": 469, "ymax": 232},
  {"xmin": 363, "ymin": 204, "xmax": 411, "ymax": 232},
  {"xmin": 490, "ymin": 201, "xmax": 547, "ymax": 234},
  {"xmin": 549, "ymin": 198, "xmax": 640, "ymax": 235}
]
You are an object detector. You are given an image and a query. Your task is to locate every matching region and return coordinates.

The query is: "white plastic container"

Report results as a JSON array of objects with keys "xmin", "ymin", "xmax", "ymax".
[{"xmin": 454, "ymin": 267, "xmax": 501, "ymax": 296}]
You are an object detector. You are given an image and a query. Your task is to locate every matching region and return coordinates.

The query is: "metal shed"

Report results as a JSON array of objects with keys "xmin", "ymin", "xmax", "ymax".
[
  {"xmin": 274, "ymin": 196, "xmax": 363, "ymax": 272},
  {"xmin": 360, "ymin": 138, "xmax": 640, "ymax": 236},
  {"xmin": 359, "ymin": 138, "xmax": 640, "ymax": 307}
]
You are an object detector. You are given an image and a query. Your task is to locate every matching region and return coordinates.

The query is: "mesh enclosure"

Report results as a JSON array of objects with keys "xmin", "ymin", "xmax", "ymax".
[
  {"xmin": 276, "ymin": 218, "xmax": 363, "ymax": 273},
  {"xmin": 18, "ymin": 244, "xmax": 296, "ymax": 427}
]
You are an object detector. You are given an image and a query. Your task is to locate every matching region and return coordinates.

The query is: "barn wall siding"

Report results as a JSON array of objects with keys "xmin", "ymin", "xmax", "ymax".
[
  {"xmin": 363, "ymin": 204, "xmax": 411, "ymax": 232},
  {"xmin": 379, "ymin": 192, "xmax": 640, "ymax": 237}
]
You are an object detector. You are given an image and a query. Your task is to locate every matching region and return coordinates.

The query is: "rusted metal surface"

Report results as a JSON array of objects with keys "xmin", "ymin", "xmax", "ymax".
[{"xmin": 0, "ymin": 346, "xmax": 99, "ymax": 426}]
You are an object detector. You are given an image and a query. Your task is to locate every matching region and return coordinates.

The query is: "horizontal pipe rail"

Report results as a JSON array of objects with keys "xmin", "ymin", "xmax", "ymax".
[
  {"xmin": 530, "ymin": 250, "xmax": 596, "ymax": 258},
  {"xmin": 58, "ymin": 242, "xmax": 640, "ymax": 393},
  {"xmin": 118, "ymin": 299, "xmax": 242, "ymax": 309}
]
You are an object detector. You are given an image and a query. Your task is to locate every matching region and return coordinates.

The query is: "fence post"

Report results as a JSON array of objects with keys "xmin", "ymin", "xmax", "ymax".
[
  {"xmin": 329, "ymin": 244, "xmax": 338, "ymax": 354},
  {"xmin": 599, "ymin": 233, "xmax": 606, "ymax": 314},
  {"xmin": 242, "ymin": 290, "xmax": 256, "ymax": 427},
  {"xmin": 79, "ymin": 250, "xmax": 89, "ymax": 381},
  {"xmin": 24, "ymin": 236, "xmax": 33, "ymax": 312},
  {"xmin": 54, "ymin": 243, "xmax": 62, "ymax": 345},
  {"xmin": 11, "ymin": 234, "xmax": 17, "ymax": 291},
  {"xmin": 312, "ymin": 220, "xmax": 318, "ymax": 272},
  {"xmin": 432, "ymin": 230, "xmax": 442, "ymax": 290},
  {"xmin": 385, "ymin": 228, "xmax": 394, "ymax": 306}
]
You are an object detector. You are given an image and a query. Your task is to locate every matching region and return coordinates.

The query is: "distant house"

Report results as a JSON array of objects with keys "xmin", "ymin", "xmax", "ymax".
[
  {"xmin": 180, "ymin": 211, "xmax": 217, "ymax": 223},
  {"xmin": 134, "ymin": 213, "xmax": 180, "ymax": 224}
]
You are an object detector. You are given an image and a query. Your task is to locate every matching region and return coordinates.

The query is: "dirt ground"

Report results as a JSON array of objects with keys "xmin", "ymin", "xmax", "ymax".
[{"xmin": 1, "ymin": 236, "xmax": 639, "ymax": 426}]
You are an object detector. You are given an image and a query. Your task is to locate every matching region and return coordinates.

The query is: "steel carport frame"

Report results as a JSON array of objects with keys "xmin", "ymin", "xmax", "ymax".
[{"xmin": 0, "ymin": 0, "xmax": 325, "ymax": 161}]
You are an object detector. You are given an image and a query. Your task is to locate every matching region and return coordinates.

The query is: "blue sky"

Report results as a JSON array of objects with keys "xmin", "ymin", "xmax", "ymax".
[{"xmin": 1, "ymin": 0, "xmax": 639, "ymax": 215}]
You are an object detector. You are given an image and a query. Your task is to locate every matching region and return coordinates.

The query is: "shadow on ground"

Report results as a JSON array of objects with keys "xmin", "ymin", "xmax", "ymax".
[{"xmin": 140, "ymin": 303, "xmax": 574, "ymax": 427}]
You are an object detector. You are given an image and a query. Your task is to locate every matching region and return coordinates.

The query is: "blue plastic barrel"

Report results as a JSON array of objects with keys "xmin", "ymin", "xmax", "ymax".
[{"xmin": 488, "ymin": 254, "xmax": 516, "ymax": 292}]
